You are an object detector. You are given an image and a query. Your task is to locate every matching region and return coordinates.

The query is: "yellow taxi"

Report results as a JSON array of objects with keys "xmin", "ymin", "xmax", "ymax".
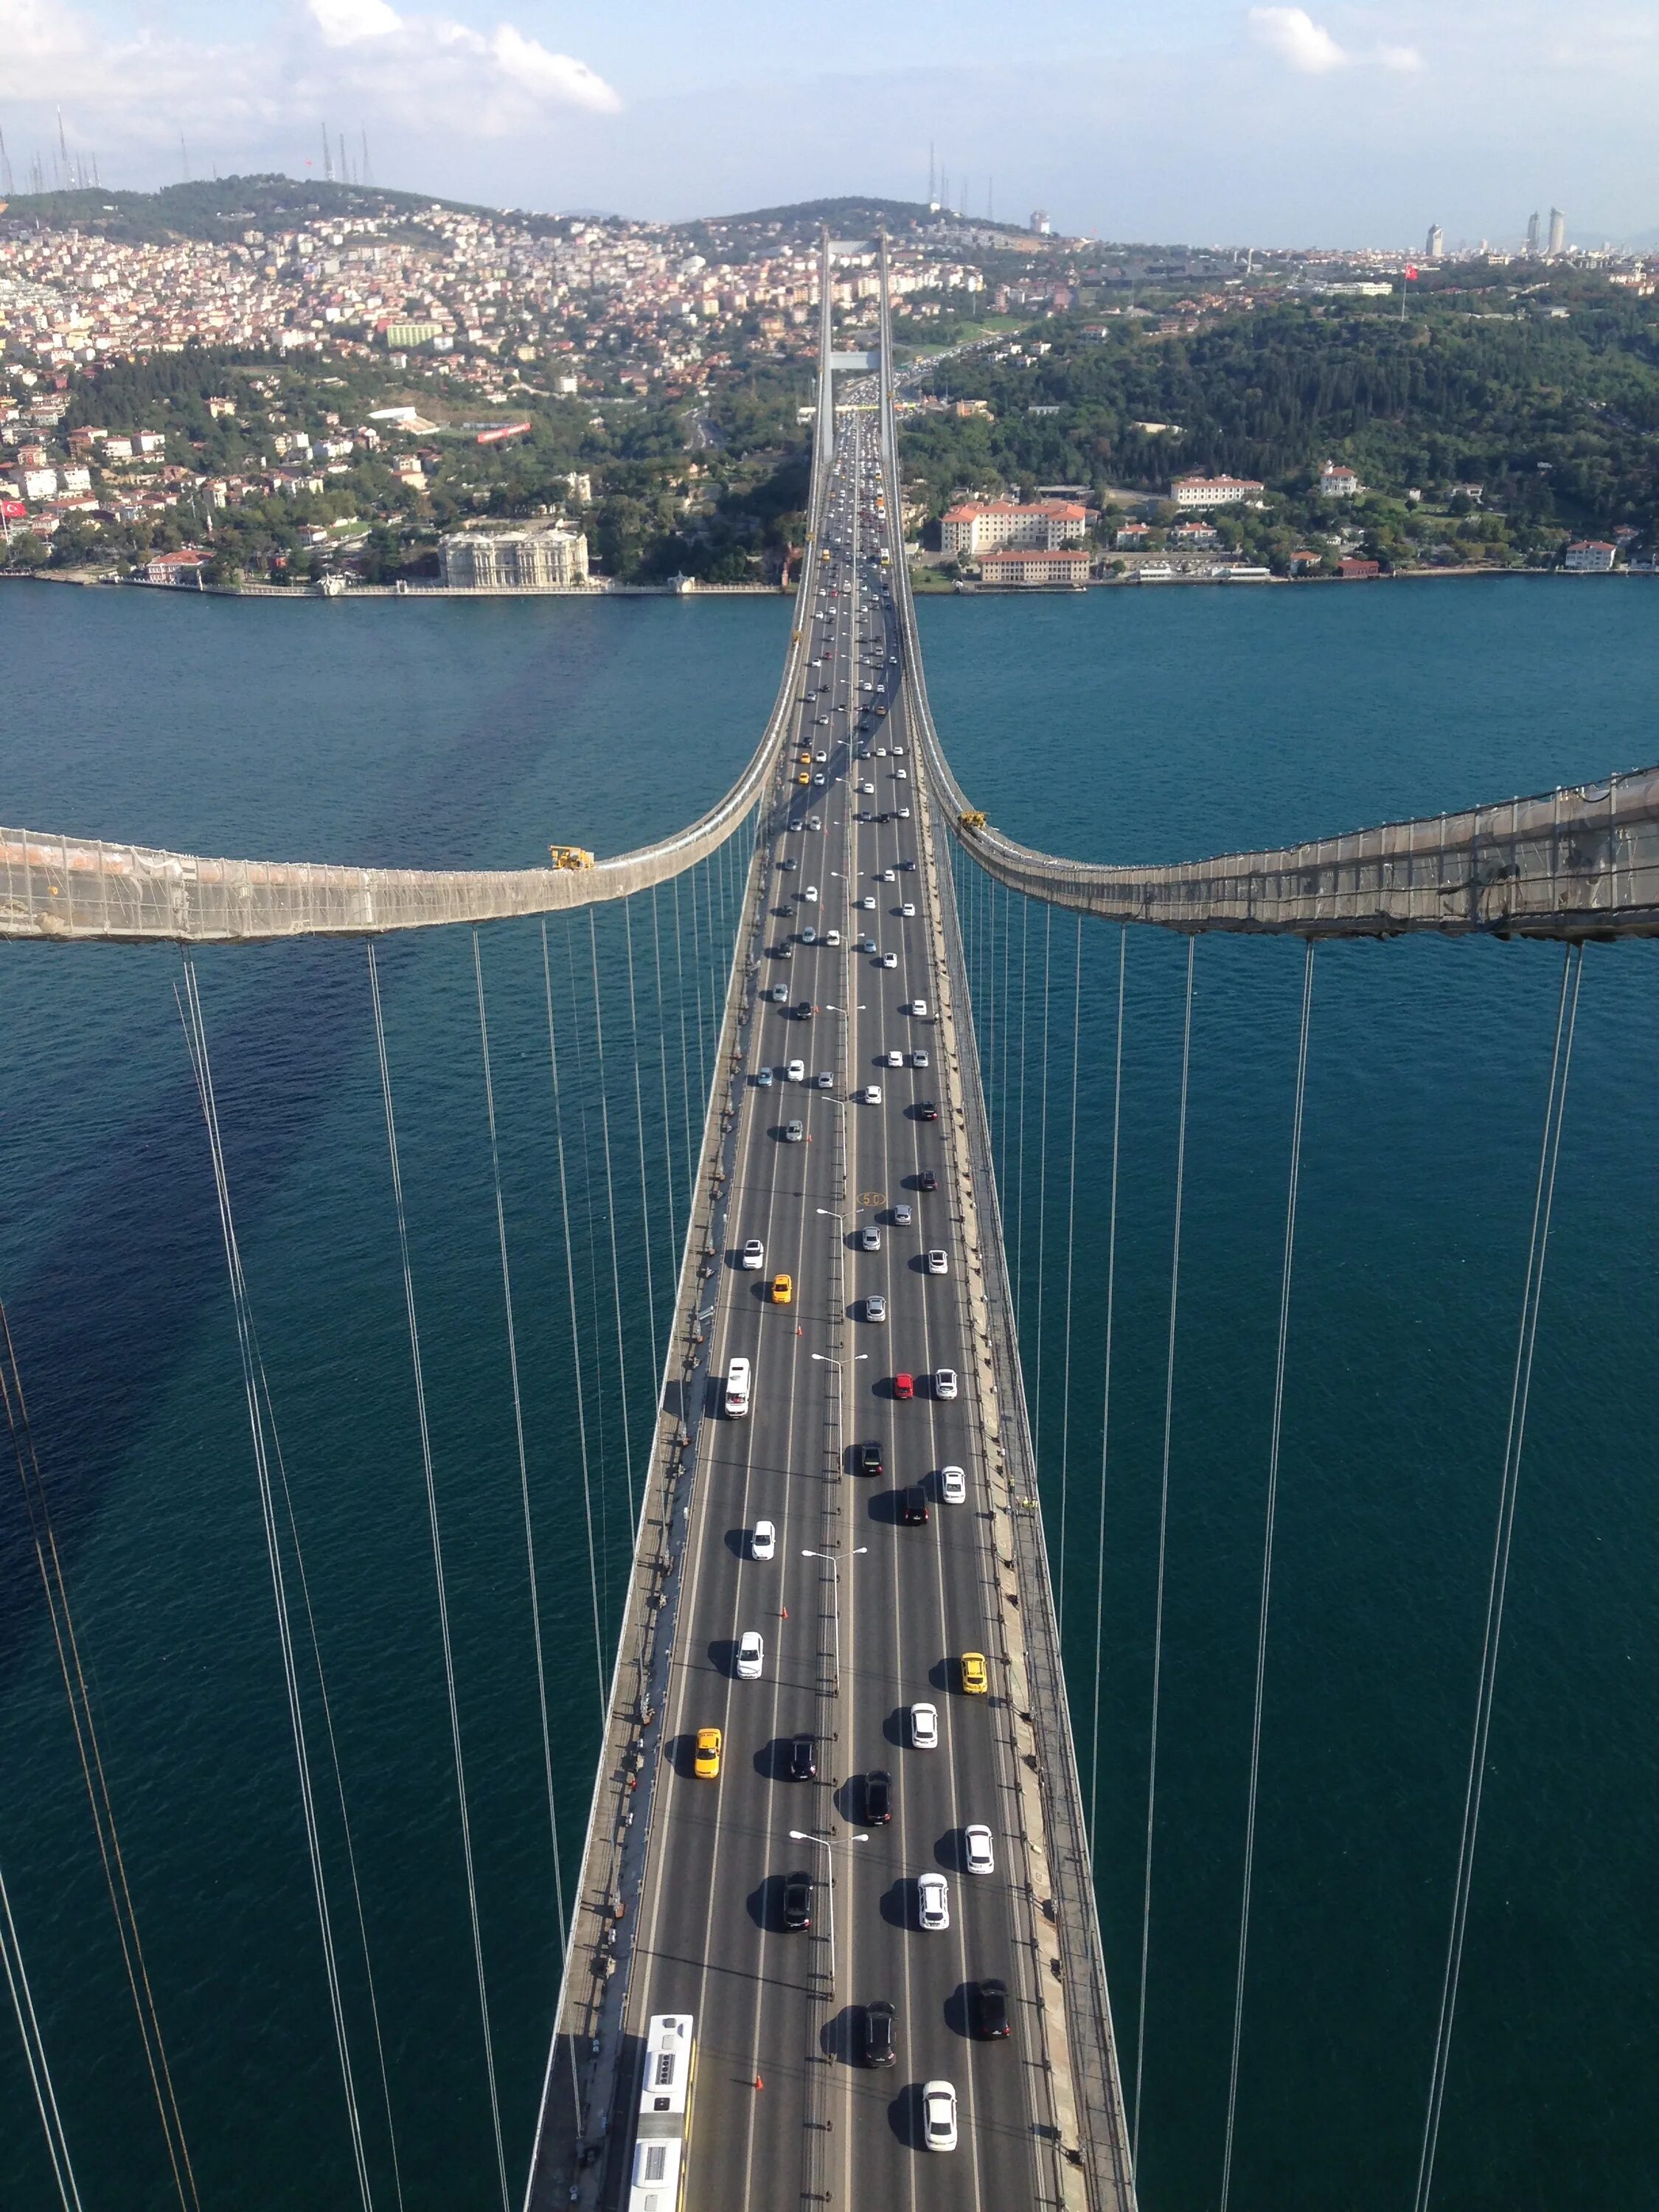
[
  {"xmin": 772, "ymin": 1273, "xmax": 793, "ymax": 1306},
  {"xmin": 695, "ymin": 1726, "xmax": 723, "ymax": 1779},
  {"xmin": 797, "ymin": 771, "xmax": 810, "ymax": 787},
  {"xmin": 960, "ymin": 1652, "xmax": 988, "ymax": 1697}
]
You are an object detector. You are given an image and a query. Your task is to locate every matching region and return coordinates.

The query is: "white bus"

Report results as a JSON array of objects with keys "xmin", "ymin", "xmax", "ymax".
[
  {"xmin": 724, "ymin": 1357, "xmax": 751, "ymax": 1419},
  {"xmin": 629, "ymin": 2014, "xmax": 695, "ymax": 2212}
]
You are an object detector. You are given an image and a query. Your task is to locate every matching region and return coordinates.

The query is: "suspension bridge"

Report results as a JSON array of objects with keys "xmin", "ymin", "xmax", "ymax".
[{"xmin": 1, "ymin": 232, "xmax": 1647, "ymax": 2212}]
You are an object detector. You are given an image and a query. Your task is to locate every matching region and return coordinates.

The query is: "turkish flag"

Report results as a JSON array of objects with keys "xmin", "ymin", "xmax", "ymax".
[{"xmin": 1405, "ymin": 265, "xmax": 1419, "ymax": 280}]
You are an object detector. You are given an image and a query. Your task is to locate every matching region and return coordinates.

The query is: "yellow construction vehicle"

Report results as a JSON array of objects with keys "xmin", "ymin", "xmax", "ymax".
[
  {"xmin": 959, "ymin": 811, "xmax": 987, "ymax": 832},
  {"xmin": 549, "ymin": 845, "xmax": 596, "ymax": 870}
]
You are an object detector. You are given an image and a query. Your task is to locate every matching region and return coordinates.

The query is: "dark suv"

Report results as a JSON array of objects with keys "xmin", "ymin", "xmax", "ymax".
[
  {"xmin": 858, "ymin": 1438, "xmax": 884, "ymax": 1478},
  {"xmin": 973, "ymin": 1978, "xmax": 1011, "ymax": 2039},
  {"xmin": 782, "ymin": 1871, "xmax": 813, "ymax": 1931},
  {"xmin": 917, "ymin": 1169, "xmax": 939, "ymax": 1193},
  {"xmin": 902, "ymin": 1484, "xmax": 930, "ymax": 1526},
  {"xmin": 863, "ymin": 1999, "xmax": 897, "ymax": 2067},
  {"xmin": 865, "ymin": 1770, "xmax": 892, "ymax": 1825},
  {"xmin": 788, "ymin": 1732, "xmax": 818, "ymax": 1781}
]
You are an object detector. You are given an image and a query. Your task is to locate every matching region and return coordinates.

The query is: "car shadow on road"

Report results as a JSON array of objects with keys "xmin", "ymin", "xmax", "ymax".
[
  {"xmin": 878, "ymin": 1877, "xmax": 912, "ymax": 1933},
  {"xmin": 820, "ymin": 2006, "xmax": 863, "ymax": 2068},
  {"xmin": 943, "ymin": 1983, "xmax": 975, "ymax": 2041},
  {"xmin": 708, "ymin": 1638, "xmax": 740, "ymax": 1678},
  {"xmin": 864, "ymin": 1486, "xmax": 908, "ymax": 1526},
  {"xmin": 887, "ymin": 2081, "xmax": 926, "ymax": 2149}
]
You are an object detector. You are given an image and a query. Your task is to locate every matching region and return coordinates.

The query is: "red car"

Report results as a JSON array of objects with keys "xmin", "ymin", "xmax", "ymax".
[{"xmin": 894, "ymin": 1372, "xmax": 915, "ymax": 1401}]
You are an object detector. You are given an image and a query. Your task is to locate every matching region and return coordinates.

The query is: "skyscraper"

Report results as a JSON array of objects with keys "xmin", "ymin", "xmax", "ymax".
[
  {"xmin": 1425, "ymin": 223, "xmax": 1444, "ymax": 259},
  {"xmin": 1548, "ymin": 206, "xmax": 1566, "ymax": 257},
  {"xmin": 1526, "ymin": 209, "xmax": 1540, "ymax": 257}
]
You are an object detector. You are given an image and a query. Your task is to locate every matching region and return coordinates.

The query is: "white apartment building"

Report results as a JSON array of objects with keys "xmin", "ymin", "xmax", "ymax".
[
  {"xmin": 940, "ymin": 499, "xmax": 1088, "ymax": 556},
  {"xmin": 978, "ymin": 546, "xmax": 1090, "ymax": 587},
  {"xmin": 1169, "ymin": 474, "xmax": 1265, "ymax": 509},
  {"xmin": 1319, "ymin": 462, "xmax": 1362, "ymax": 498},
  {"xmin": 440, "ymin": 524, "xmax": 590, "ymax": 588},
  {"xmin": 1562, "ymin": 540, "xmax": 1615, "ymax": 572}
]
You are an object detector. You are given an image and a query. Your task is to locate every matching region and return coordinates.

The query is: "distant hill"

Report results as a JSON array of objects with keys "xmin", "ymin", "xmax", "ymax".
[
  {"xmin": 702, "ymin": 195, "xmax": 936, "ymax": 232},
  {"xmin": 0, "ymin": 173, "xmax": 508, "ymax": 244}
]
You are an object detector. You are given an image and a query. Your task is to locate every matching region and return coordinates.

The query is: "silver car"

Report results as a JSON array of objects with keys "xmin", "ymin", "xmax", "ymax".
[
  {"xmin": 785, "ymin": 1119, "xmax": 804, "ymax": 1143},
  {"xmin": 865, "ymin": 1293, "xmax": 887, "ymax": 1324},
  {"xmin": 860, "ymin": 1225, "xmax": 882, "ymax": 1252}
]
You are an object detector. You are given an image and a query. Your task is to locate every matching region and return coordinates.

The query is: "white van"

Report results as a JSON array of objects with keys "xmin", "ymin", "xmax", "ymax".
[{"xmin": 724, "ymin": 1357, "xmax": 752, "ymax": 1419}]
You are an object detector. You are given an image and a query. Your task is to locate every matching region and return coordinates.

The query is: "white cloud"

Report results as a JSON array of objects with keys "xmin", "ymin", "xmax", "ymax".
[
  {"xmin": 1248, "ymin": 6, "xmax": 1422, "ymax": 74},
  {"xmin": 307, "ymin": 0, "xmax": 402, "ymax": 46}
]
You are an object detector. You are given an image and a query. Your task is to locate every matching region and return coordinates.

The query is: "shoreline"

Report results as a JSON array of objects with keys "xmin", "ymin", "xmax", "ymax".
[{"xmin": 2, "ymin": 564, "xmax": 1649, "ymax": 602}]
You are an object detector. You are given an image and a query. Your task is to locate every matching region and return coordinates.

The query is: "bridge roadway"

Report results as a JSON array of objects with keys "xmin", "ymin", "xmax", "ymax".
[{"xmin": 524, "ymin": 400, "xmax": 1116, "ymax": 2210}]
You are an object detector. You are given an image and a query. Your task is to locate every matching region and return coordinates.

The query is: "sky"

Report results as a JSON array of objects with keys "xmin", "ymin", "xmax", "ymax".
[{"xmin": 1, "ymin": 0, "xmax": 1655, "ymax": 249}]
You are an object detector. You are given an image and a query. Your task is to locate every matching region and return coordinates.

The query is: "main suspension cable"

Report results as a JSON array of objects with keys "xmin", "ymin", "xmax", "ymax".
[
  {"xmin": 539, "ymin": 922, "xmax": 608, "ymax": 1723},
  {"xmin": 365, "ymin": 941, "xmax": 510, "ymax": 2212},
  {"xmin": 0, "ymin": 1310, "xmax": 199, "ymax": 2212},
  {"xmin": 1218, "ymin": 938, "xmax": 1316, "ymax": 2212},
  {"xmin": 471, "ymin": 934, "xmax": 569, "ymax": 1975},
  {"xmin": 1413, "ymin": 941, "xmax": 1585, "ymax": 2212},
  {"xmin": 1133, "ymin": 931, "xmax": 1196, "ymax": 2177},
  {"xmin": 0, "ymin": 1849, "xmax": 83, "ymax": 2212}
]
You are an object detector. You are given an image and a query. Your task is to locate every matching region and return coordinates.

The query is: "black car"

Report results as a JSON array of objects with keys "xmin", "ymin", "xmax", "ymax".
[
  {"xmin": 788, "ymin": 1732, "xmax": 818, "ymax": 1781},
  {"xmin": 865, "ymin": 1770, "xmax": 892, "ymax": 1824},
  {"xmin": 793, "ymin": 1001, "xmax": 815, "ymax": 1020},
  {"xmin": 782, "ymin": 1871, "xmax": 813, "ymax": 1931},
  {"xmin": 917, "ymin": 1100, "xmax": 939, "ymax": 1122},
  {"xmin": 902, "ymin": 1485, "xmax": 930, "ymax": 1526},
  {"xmin": 974, "ymin": 1978, "xmax": 1011, "ymax": 2039},
  {"xmin": 917, "ymin": 1169, "xmax": 939, "ymax": 1194},
  {"xmin": 863, "ymin": 1999, "xmax": 897, "ymax": 2067},
  {"xmin": 858, "ymin": 1439, "xmax": 884, "ymax": 1478}
]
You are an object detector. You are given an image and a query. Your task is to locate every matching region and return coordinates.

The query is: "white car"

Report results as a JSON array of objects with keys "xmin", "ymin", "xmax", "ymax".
[
  {"xmin": 885, "ymin": 1048, "xmax": 903, "ymax": 1069},
  {"xmin": 860, "ymin": 894, "xmax": 877, "ymax": 911},
  {"xmin": 964, "ymin": 1823, "xmax": 994, "ymax": 1875},
  {"xmin": 786, "ymin": 1058, "xmax": 806, "ymax": 1082},
  {"xmin": 882, "ymin": 953, "xmax": 899, "ymax": 970},
  {"xmin": 909, "ymin": 998, "xmax": 930, "ymax": 1018},
  {"xmin": 799, "ymin": 928, "xmax": 818, "ymax": 945},
  {"xmin": 863, "ymin": 1084, "xmax": 883, "ymax": 1106},
  {"xmin": 922, "ymin": 2081, "xmax": 957, "ymax": 2153},
  {"xmin": 859, "ymin": 781, "xmax": 875, "ymax": 795},
  {"xmin": 815, "ymin": 1071, "xmax": 833, "ymax": 1088},
  {"xmin": 813, "ymin": 771, "xmax": 827, "ymax": 786},
  {"xmin": 807, "ymin": 816, "xmax": 821, "ymax": 831},
  {"xmin": 865, "ymin": 1293, "xmax": 887, "ymax": 1324},
  {"xmin": 917, "ymin": 1871, "xmax": 950, "ymax": 1932},
  {"xmin": 803, "ymin": 886, "xmax": 819, "ymax": 902},
  {"xmin": 883, "ymin": 869, "xmax": 897, "ymax": 882},
  {"xmin": 892, "ymin": 1202, "xmax": 913, "ymax": 1226},
  {"xmin": 751, "ymin": 1519, "xmax": 776, "ymax": 1561},
  {"xmin": 741, "ymin": 1238, "xmax": 765, "ymax": 1270},
  {"xmin": 901, "ymin": 902, "xmax": 916, "ymax": 917},
  {"xmin": 897, "ymin": 807, "xmax": 911, "ymax": 819},
  {"xmin": 934, "ymin": 1369, "xmax": 959, "ymax": 1400},
  {"xmin": 910, "ymin": 1702, "xmax": 939, "ymax": 1749},
  {"xmin": 874, "ymin": 745, "xmax": 888, "ymax": 757},
  {"xmin": 737, "ymin": 1631, "xmax": 764, "ymax": 1680},
  {"xmin": 914, "ymin": 1048, "xmax": 929, "ymax": 1068},
  {"xmin": 814, "ymin": 749, "xmax": 827, "ymax": 763},
  {"xmin": 895, "ymin": 766, "xmax": 908, "ymax": 779},
  {"xmin": 824, "ymin": 928, "xmax": 841, "ymax": 947},
  {"xmin": 927, "ymin": 1250, "xmax": 948, "ymax": 1276},
  {"xmin": 940, "ymin": 1465, "xmax": 967, "ymax": 1505},
  {"xmin": 860, "ymin": 1224, "xmax": 882, "ymax": 1251}
]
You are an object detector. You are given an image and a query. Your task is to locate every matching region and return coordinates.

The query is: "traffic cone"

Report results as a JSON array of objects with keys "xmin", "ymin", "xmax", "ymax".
[
  {"xmin": 781, "ymin": 1605, "xmax": 789, "ymax": 1620},
  {"xmin": 755, "ymin": 2073, "xmax": 764, "ymax": 2091}
]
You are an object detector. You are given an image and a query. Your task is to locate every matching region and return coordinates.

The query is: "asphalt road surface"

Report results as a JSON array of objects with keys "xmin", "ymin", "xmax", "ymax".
[{"xmin": 614, "ymin": 414, "xmax": 1051, "ymax": 2211}]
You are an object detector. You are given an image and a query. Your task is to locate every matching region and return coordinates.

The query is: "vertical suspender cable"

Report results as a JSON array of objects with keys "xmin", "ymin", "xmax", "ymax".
[
  {"xmin": 1218, "ymin": 938, "xmax": 1315, "ymax": 2212},
  {"xmin": 365, "ymin": 940, "xmax": 509, "ymax": 2212},
  {"xmin": 588, "ymin": 909, "xmax": 637, "ymax": 1532},
  {"xmin": 688, "ymin": 857, "xmax": 709, "ymax": 1116},
  {"xmin": 0, "ymin": 1853, "xmax": 83, "ymax": 2212},
  {"xmin": 622, "ymin": 900, "xmax": 661, "ymax": 1371},
  {"xmin": 1413, "ymin": 941, "xmax": 1585, "ymax": 2212},
  {"xmin": 563, "ymin": 928, "xmax": 611, "ymax": 1607},
  {"xmin": 1033, "ymin": 901, "xmax": 1052, "ymax": 1468},
  {"xmin": 672, "ymin": 875, "xmax": 695, "ymax": 1193},
  {"xmin": 178, "ymin": 956, "xmax": 377, "ymax": 2212},
  {"xmin": 1090, "ymin": 927, "xmax": 1127, "ymax": 1865},
  {"xmin": 651, "ymin": 886, "xmax": 680, "ymax": 1308},
  {"xmin": 471, "ymin": 935, "xmax": 569, "ymax": 1971},
  {"xmin": 1132, "ymin": 931, "xmax": 1195, "ymax": 2178},
  {"xmin": 1015, "ymin": 893, "xmax": 1030, "ymax": 1323},
  {"xmin": 1058, "ymin": 912, "xmax": 1082, "ymax": 1644},
  {"xmin": 540, "ymin": 923, "xmax": 608, "ymax": 1723},
  {"xmin": 0, "ymin": 1318, "xmax": 199, "ymax": 2212}
]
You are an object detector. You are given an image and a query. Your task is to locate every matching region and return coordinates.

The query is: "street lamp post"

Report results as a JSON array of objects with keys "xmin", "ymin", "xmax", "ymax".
[
  {"xmin": 801, "ymin": 1545, "xmax": 866, "ymax": 1691},
  {"xmin": 788, "ymin": 1826, "xmax": 869, "ymax": 1993}
]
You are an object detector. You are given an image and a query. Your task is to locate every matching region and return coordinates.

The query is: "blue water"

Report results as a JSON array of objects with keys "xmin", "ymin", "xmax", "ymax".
[{"xmin": 1, "ymin": 576, "xmax": 1656, "ymax": 2211}]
